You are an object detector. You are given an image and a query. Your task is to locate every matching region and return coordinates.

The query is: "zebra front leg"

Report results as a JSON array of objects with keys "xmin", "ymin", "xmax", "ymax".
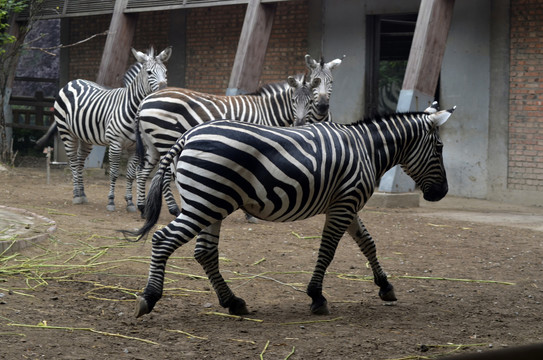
[
  {"xmin": 194, "ymin": 221, "xmax": 248, "ymax": 315},
  {"xmin": 307, "ymin": 211, "xmax": 353, "ymax": 315},
  {"xmin": 106, "ymin": 143, "xmax": 122, "ymax": 212},
  {"xmin": 162, "ymin": 168, "xmax": 181, "ymax": 216},
  {"xmin": 124, "ymin": 152, "xmax": 139, "ymax": 213},
  {"xmin": 347, "ymin": 215, "xmax": 397, "ymax": 302},
  {"xmin": 136, "ymin": 217, "xmax": 201, "ymax": 317}
]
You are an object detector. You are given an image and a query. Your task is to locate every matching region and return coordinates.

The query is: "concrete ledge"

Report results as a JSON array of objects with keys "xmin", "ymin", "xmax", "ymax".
[
  {"xmin": 0, "ymin": 206, "xmax": 57, "ymax": 255},
  {"xmin": 366, "ymin": 191, "xmax": 420, "ymax": 208}
]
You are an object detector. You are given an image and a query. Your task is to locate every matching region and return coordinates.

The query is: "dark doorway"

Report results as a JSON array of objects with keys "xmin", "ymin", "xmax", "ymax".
[{"xmin": 365, "ymin": 14, "xmax": 417, "ymax": 117}]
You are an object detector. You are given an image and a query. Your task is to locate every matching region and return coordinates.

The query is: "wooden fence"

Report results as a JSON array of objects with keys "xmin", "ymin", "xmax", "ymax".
[{"xmin": 7, "ymin": 91, "xmax": 55, "ymax": 131}]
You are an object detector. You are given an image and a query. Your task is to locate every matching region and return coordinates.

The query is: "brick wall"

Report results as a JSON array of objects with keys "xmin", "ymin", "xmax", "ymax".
[
  {"xmin": 67, "ymin": 1, "xmax": 309, "ymax": 94},
  {"xmin": 67, "ymin": 15, "xmax": 110, "ymax": 81},
  {"xmin": 509, "ymin": 0, "xmax": 543, "ymax": 192},
  {"xmin": 185, "ymin": 1, "xmax": 308, "ymax": 94}
]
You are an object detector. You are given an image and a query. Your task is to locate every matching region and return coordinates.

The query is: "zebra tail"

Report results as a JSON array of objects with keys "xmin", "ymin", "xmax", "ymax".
[
  {"xmin": 35, "ymin": 123, "xmax": 58, "ymax": 149},
  {"xmin": 120, "ymin": 138, "xmax": 186, "ymax": 241},
  {"xmin": 119, "ymin": 168, "xmax": 165, "ymax": 242}
]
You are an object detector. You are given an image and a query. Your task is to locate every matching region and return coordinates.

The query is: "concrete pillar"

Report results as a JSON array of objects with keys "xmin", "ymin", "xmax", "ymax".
[{"xmin": 379, "ymin": 0, "xmax": 455, "ymax": 194}]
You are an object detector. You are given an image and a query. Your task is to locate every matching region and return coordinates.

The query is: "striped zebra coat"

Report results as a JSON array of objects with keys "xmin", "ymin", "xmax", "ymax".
[
  {"xmin": 36, "ymin": 47, "xmax": 172, "ymax": 212},
  {"xmin": 124, "ymin": 105, "xmax": 455, "ymax": 317},
  {"xmin": 134, "ymin": 55, "xmax": 343, "ymax": 216}
]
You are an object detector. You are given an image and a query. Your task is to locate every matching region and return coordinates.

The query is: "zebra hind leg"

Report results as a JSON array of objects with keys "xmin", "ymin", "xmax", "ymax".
[
  {"xmin": 70, "ymin": 141, "xmax": 91, "ymax": 204},
  {"xmin": 135, "ymin": 215, "xmax": 202, "ymax": 317},
  {"xmin": 347, "ymin": 216, "xmax": 397, "ymax": 302},
  {"xmin": 124, "ymin": 152, "xmax": 139, "ymax": 213},
  {"xmin": 106, "ymin": 143, "xmax": 123, "ymax": 212},
  {"xmin": 194, "ymin": 221, "xmax": 249, "ymax": 315}
]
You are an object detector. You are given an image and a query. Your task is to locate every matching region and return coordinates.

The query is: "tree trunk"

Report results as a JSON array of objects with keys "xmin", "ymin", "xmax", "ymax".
[{"xmin": 0, "ymin": 14, "xmax": 26, "ymax": 164}]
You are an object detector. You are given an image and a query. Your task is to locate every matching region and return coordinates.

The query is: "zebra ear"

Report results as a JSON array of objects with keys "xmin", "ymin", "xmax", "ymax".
[
  {"xmin": 157, "ymin": 46, "xmax": 172, "ymax": 62},
  {"xmin": 424, "ymin": 101, "xmax": 439, "ymax": 114},
  {"xmin": 325, "ymin": 55, "xmax": 346, "ymax": 71},
  {"xmin": 287, "ymin": 76, "xmax": 301, "ymax": 88},
  {"xmin": 305, "ymin": 54, "xmax": 318, "ymax": 69},
  {"xmin": 429, "ymin": 106, "xmax": 456, "ymax": 127},
  {"xmin": 132, "ymin": 48, "xmax": 148, "ymax": 63}
]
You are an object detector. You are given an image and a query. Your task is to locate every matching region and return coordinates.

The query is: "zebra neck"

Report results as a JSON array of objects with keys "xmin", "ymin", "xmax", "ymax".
[
  {"xmin": 126, "ymin": 70, "xmax": 152, "ymax": 103},
  {"xmin": 229, "ymin": 84, "xmax": 293, "ymax": 126},
  {"xmin": 356, "ymin": 113, "xmax": 428, "ymax": 179}
]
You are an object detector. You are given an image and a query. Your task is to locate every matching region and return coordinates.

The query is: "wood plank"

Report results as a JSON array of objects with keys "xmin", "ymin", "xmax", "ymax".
[
  {"xmin": 227, "ymin": 0, "xmax": 276, "ymax": 95},
  {"xmin": 402, "ymin": 0, "xmax": 455, "ymax": 96},
  {"xmin": 96, "ymin": 0, "xmax": 137, "ymax": 87}
]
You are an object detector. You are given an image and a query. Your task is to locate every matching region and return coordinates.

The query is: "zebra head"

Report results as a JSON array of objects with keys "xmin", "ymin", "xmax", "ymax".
[
  {"xmin": 287, "ymin": 74, "xmax": 321, "ymax": 126},
  {"xmin": 131, "ymin": 46, "xmax": 172, "ymax": 92},
  {"xmin": 305, "ymin": 54, "xmax": 345, "ymax": 118},
  {"xmin": 400, "ymin": 106, "xmax": 456, "ymax": 202}
]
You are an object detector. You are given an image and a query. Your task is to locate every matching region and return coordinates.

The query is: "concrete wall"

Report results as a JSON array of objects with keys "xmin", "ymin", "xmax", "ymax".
[
  {"xmin": 440, "ymin": 0, "xmax": 491, "ymax": 199},
  {"xmin": 317, "ymin": 0, "xmax": 421, "ymax": 124},
  {"xmin": 312, "ymin": 0, "xmax": 522, "ymax": 203}
]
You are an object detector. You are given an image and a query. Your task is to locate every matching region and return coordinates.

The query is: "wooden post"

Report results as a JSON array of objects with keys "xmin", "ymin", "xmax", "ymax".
[
  {"xmin": 397, "ymin": 0, "xmax": 455, "ymax": 112},
  {"xmin": 96, "ymin": 0, "xmax": 137, "ymax": 87},
  {"xmin": 379, "ymin": 0, "xmax": 455, "ymax": 195},
  {"xmin": 226, "ymin": 0, "xmax": 276, "ymax": 95}
]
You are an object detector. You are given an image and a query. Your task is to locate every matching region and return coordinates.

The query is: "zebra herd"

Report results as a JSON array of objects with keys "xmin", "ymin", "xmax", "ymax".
[{"xmin": 37, "ymin": 47, "xmax": 456, "ymax": 318}]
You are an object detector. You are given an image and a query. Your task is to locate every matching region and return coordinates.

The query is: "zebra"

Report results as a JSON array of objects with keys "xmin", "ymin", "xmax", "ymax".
[
  {"xmin": 122, "ymin": 104, "xmax": 455, "ymax": 318},
  {"xmin": 35, "ymin": 47, "xmax": 172, "ymax": 212},
  {"xmin": 134, "ymin": 54, "xmax": 344, "ymax": 217}
]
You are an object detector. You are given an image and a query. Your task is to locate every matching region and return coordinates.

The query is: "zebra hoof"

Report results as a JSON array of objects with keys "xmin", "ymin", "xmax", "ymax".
[
  {"xmin": 245, "ymin": 215, "xmax": 258, "ymax": 224},
  {"xmin": 106, "ymin": 204, "xmax": 116, "ymax": 212},
  {"xmin": 379, "ymin": 283, "xmax": 397, "ymax": 302},
  {"xmin": 228, "ymin": 296, "xmax": 249, "ymax": 315},
  {"xmin": 134, "ymin": 296, "xmax": 150, "ymax": 318},
  {"xmin": 73, "ymin": 196, "xmax": 88, "ymax": 205},
  {"xmin": 310, "ymin": 300, "xmax": 330, "ymax": 315},
  {"xmin": 126, "ymin": 204, "xmax": 137, "ymax": 213}
]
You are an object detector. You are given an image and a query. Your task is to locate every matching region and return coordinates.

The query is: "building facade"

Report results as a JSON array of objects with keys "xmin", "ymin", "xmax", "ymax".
[{"xmin": 24, "ymin": 0, "xmax": 543, "ymax": 206}]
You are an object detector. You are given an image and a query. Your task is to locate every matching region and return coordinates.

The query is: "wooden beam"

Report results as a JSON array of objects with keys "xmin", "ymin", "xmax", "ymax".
[
  {"xmin": 96, "ymin": 0, "xmax": 137, "ymax": 87},
  {"xmin": 226, "ymin": 0, "xmax": 276, "ymax": 95},
  {"xmin": 401, "ymin": 0, "xmax": 455, "ymax": 98}
]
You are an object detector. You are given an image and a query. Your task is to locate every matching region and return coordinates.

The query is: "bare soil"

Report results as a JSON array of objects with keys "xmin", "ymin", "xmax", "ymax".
[{"xmin": 1, "ymin": 160, "xmax": 542, "ymax": 359}]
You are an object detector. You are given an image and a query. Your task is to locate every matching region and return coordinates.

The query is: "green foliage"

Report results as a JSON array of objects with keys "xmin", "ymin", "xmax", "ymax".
[{"xmin": 0, "ymin": 0, "xmax": 29, "ymax": 55}]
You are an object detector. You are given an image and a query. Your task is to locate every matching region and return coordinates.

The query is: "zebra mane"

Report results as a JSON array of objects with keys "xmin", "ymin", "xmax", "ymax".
[
  {"xmin": 248, "ymin": 74, "xmax": 305, "ymax": 96},
  {"xmin": 351, "ymin": 111, "xmax": 429, "ymax": 126}
]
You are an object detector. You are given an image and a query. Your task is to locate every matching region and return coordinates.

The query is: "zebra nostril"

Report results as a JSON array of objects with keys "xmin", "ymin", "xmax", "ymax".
[{"xmin": 158, "ymin": 82, "xmax": 167, "ymax": 90}]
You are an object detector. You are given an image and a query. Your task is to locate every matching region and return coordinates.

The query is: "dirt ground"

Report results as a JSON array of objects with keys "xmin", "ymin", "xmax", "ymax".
[{"xmin": 1, "ymin": 159, "xmax": 542, "ymax": 359}]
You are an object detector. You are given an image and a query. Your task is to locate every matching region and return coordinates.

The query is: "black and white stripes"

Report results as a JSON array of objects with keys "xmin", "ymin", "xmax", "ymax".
[
  {"xmin": 134, "ymin": 55, "xmax": 343, "ymax": 215},
  {"xmin": 124, "ymin": 105, "xmax": 455, "ymax": 318}
]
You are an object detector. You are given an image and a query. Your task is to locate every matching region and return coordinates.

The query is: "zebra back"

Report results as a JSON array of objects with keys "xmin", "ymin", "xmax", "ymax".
[{"xmin": 55, "ymin": 47, "xmax": 172, "ymax": 146}]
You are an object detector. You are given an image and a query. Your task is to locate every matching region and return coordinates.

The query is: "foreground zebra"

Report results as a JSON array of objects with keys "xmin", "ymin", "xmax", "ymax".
[
  {"xmin": 135, "ymin": 54, "xmax": 344, "ymax": 216},
  {"xmin": 36, "ymin": 47, "xmax": 172, "ymax": 212},
  {"xmin": 123, "ymin": 104, "xmax": 455, "ymax": 317}
]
